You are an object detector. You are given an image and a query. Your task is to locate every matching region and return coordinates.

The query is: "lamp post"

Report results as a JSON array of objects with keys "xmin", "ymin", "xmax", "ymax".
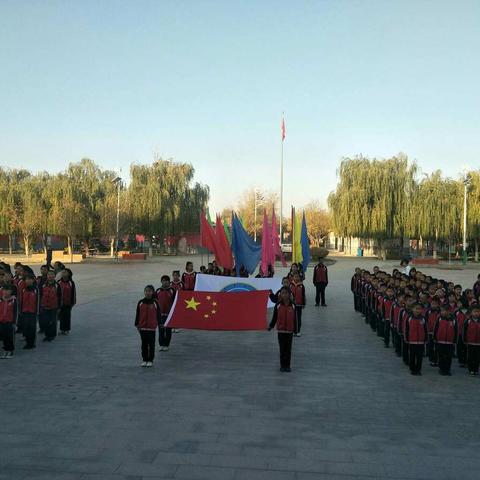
[
  {"xmin": 462, "ymin": 170, "xmax": 470, "ymax": 265},
  {"xmin": 112, "ymin": 176, "xmax": 122, "ymax": 260}
]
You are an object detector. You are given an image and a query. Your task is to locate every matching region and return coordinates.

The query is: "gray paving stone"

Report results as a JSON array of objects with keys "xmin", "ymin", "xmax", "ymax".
[{"xmin": 3, "ymin": 257, "xmax": 480, "ymax": 479}]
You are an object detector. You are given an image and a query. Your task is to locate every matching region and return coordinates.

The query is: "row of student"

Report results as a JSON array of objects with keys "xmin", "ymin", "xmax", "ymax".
[
  {"xmin": 135, "ymin": 262, "xmax": 197, "ymax": 367},
  {"xmin": 351, "ymin": 266, "xmax": 480, "ymax": 376},
  {"xmin": 0, "ymin": 263, "xmax": 76, "ymax": 358}
]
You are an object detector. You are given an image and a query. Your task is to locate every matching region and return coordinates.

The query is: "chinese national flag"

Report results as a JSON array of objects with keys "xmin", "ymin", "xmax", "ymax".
[{"xmin": 165, "ymin": 290, "xmax": 269, "ymax": 331}]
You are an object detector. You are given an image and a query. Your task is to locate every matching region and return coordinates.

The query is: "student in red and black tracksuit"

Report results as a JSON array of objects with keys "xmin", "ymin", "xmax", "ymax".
[
  {"xmin": 39, "ymin": 270, "xmax": 61, "ymax": 341},
  {"xmin": 182, "ymin": 262, "xmax": 196, "ymax": 291},
  {"xmin": 473, "ymin": 274, "xmax": 480, "ymax": 301},
  {"xmin": 36, "ymin": 265, "xmax": 49, "ymax": 289},
  {"xmin": 58, "ymin": 269, "xmax": 76, "ymax": 334},
  {"xmin": 269, "ymin": 287, "xmax": 298, "ymax": 372},
  {"xmin": 375, "ymin": 285, "xmax": 386, "ymax": 337},
  {"xmin": 290, "ymin": 273, "xmax": 305, "ymax": 336},
  {"xmin": 463, "ymin": 305, "xmax": 480, "ymax": 376},
  {"xmin": 135, "ymin": 285, "xmax": 161, "ymax": 367},
  {"xmin": 405, "ymin": 303, "xmax": 428, "ymax": 375},
  {"xmin": 391, "ymin": 294, "xmax": 405, "ymax": 356},
  {"xmin": 455, "ymin": 305, "xmax": 469, "ymax": 367},
  {"xmin": 0, "ymin": 285, "xmax": 18, "ymax": 358},
  {"xmin": 21, "ymin": 275, "xmax": 39, "ymax": 349},
  {"xmin": 269, "ymin": 278, "xmax": 292, "ymax": 304},
  {"xmin": 425, "ymin": 297, "xmax": 441, "ymax": 366},
  {"xmin": 156, "ymin": 275, "xmax": 176, "ymax": 351},
  {"xmin": 382, "ymin": 287, "xmax": 395, "ymax": 348},
  {"xmin": 351, "ymin": 268, "xmax": 362, "ymax": 312},
  {"xmin": 313, "ymin": 258, "xmax": 328, "ymax": 307},
  {"xmin": 433, "ymin": 305, "xmax": 458, "ymax": 375},
  {"xmin": 171, "ymin": 270, "xmax": 184, "ymax": 292}
]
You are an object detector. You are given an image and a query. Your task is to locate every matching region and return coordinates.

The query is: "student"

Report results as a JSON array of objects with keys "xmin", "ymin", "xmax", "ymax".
[
  {"xmin": 456, "ymin": 301, "xmax": 469, "ymax": 368},
  {"xmin": 39, "ymin": 270, "xmax": 61, "ymax": 342},
  {"xmin": 58, "ymin": 269, "xmax": 76, "ymax": 335},
  {"xmin": 433, "ymin": 305, "xmax": 458, "ymax": 376},
  {"xmin": 313, "ymin": 258, "xmax": 328, "ymax": 307},
  {"xmin": 382, "ymin": 286, "xmax": 395, "ymax": 348},
  {"xmin": 135, "ymin": 285, "xmax": 161, "ymax": 367},
  {"xmin": 268, "ymin": 287, "xmax": 298, "ymax": 372},
  {"xmin": 269, "ymin": 277, "xmax": 292, "ymax": 304},
  {"xmin": 156, "ymin": 275, "xmax": 175, "ymax": 351},
  {"xmin": 2, "ymin": 272, "xmax": 17, "ymax": 298},
  {"xmin": 351, "ymin": 267, "xmax": 362, "ymax": 312},
  {"xmin": 473, "ymin": 274, "xmax": 480, "ymax": 301},
  {"xmin": 182, "ymin": 262, "xmax": 196, "ymax": 291},
  {"xmin": 212, "ymin": 261, "xmax": 221, "ymax": 275},
  {"xmin": 199, "ymin": 266, "xmax": 207, "ymax": 274},
  {"xmin": 21, "ymin": 274, "xmax": 39, "ymax": 349},
  {"xmin": 288, "ymin": 263, "xmax": 299, "ymax": 282},
  {"xmin": 391, "ymin": 293, "xmax": 406, "ymax": 357},
  {"xmin": 425, "ymin": 297, "xmax": 441, "ymax": 366},
  {"xmin": 0, "ymin": 285, "xmax": 17, "ymax": 358},
  {"xmin": 170, "ymin": 271, "xmax": 184, "ymax": 291},
  {"xmin": 37, "ymin": 265, "xmax": 49, "ymax": 287},
  {"xmin": 463, "ymin": 305, "xmax": 480, "ymax": 376},
  {"xmin": 53, "ymin": 261, "xmax": 66, "ymax": 281},
  {"xmin": 290, "ymin": 273, "xmax": 305, "ymax": 336},
  {"xmin": 405, "ymin": 303, "xmax": 427, "ymax": 375}
]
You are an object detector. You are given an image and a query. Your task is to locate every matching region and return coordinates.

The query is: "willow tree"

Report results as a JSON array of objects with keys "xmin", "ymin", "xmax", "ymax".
[
  {"xmin": 128, "ymin": 158, "xmax": 209, "ymax": 247},
  {"xmin": 408, "ymin": 171, "xmax": 462, "ymax": 258},
  {"xmin": 467, "ymin": 171, "xmax": 480, "ymax": 261},
  {"xmin": 328, "ymin": 154, "xmax": 417, "ymax": 259}
]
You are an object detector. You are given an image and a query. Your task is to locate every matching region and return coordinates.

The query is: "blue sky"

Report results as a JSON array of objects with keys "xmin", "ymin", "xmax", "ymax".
[{"xmin": 1, "ymin": 0, "xmax": 480, "ymax": 215}]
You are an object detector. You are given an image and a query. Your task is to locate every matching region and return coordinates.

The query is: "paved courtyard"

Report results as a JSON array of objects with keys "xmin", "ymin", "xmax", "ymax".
[{"xmin": 2, "ymin": 256, "xmax": 480, "ymax": 480}]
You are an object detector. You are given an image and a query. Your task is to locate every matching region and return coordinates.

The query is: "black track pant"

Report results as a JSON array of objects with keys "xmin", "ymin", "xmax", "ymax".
[
  {"xmin": 315, "ymin": 283, "xmax": 327, "ymax": 306},
  {"xmin": 427, "ymin": 334, "xmax": 437, "ymax": 364},
  {"xmin": 296, "ymin": 307, "xmax": 303, "ymax": 333},
  {"xmin": 409, "ymin": 344, "xmax": 424, "ymax": 374},
  {"xmin": 457, "ymin": 337, "xmax": 466, "ymax": 366},
  {"xmin": 0, "ymin": 323, "xmax": 14, "ymax": 351},
  {"xmin": 278, "ymin": 332, "xmax": 293, "ymax": 369},
  {"xmin": 159, "ymin": 326, "xmax": 172, "ymax": 347},
  {"xmin": 384, "ymin": 321, "xmax": 390, "ymax": 347},
  {"xmin": 140, "ymin": 330, "xmax": 155, "ymax": 362},
  {"xmin": 59, "ymin": 306, "xmax": 72, "ymax": 332},
  {"xmin": 467, "ymin": 345, "xmax": 480, "ymax": 374},
  {"xmin": 23, "ymin": 313, "xmax": 37, "ymax": 348},
  {"xmin": 437, "ymin": 344, "xmax": 454, "ymax": 374},
  {"xmin": 41, "ymin": 309, "xmax": 57, "ymax": 340}
]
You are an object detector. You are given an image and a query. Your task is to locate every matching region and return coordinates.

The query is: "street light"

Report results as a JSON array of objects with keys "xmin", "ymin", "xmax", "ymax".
[
  {"xmin": 462, "ymin": 169, "xmax": 471, "ymax": 265},
  {"xmin": 112, "ymin": 176, "xmax": 122, "ymax": 259}
]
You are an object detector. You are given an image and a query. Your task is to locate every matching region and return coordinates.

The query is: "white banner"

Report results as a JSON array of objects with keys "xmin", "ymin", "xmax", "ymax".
[{"xmin": 194, "ymin": 273, "xmax": 281, "ymax": 308}]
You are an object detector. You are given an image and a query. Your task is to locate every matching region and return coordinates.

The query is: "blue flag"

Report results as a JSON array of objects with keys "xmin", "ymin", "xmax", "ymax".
[
  {"xmin": 231, "ymin": 213, "xmax": 261, "ymax": 275},
  {"xmin": 301, "ymin": 212, "xmax": 311, "ymax": 271}
]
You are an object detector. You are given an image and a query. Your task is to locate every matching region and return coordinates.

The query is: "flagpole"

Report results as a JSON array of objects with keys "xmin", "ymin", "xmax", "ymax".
[{"xmin": 280, "ymin": 114, "xmax": 285, "ymax": 244}]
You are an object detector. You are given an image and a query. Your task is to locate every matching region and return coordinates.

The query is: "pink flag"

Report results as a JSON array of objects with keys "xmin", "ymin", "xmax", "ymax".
[
  {"xmin": 271, "ymin": 208, "xmax": 287, "ymax": 267},
  {"xmin": 281, "ymin": 117, "xmax": 286, "ymax": 141}
]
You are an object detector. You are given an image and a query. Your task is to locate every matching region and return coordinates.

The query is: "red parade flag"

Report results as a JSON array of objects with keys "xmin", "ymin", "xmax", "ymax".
[
  {"xmin": 215, "ymin": 214, "xmax": 234, "ymax": 270},
  {"xmin": 200, "ymin": 210, "xmax": 217, "ymax": 253},
  {"xmin": 165, "ymin": 290, "xmax": 269, "ymax": 331},
  {"xmin": 281, "ymin": 117, "xmax": 286, "ymax": 141}
]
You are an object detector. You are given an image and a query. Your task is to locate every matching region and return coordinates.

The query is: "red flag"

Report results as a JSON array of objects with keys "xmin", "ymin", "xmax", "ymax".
[
  {"xmin": 215, "ymin": 214, "xmax": 233, "ymax": 270},
  {"xmin": 165, "ymin": 290, "xmax": 269, "ymax": 330},
  {"xmin": 200, "ymin": 210, "xmax": 216, "ymax": 253},
  {"xmin": 281, "ymin": 117, "xmax": 286, "ymax": 141}
]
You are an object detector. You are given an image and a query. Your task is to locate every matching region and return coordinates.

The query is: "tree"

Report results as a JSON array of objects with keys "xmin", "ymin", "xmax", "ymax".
[
  {"xmin": 304, "ymin": 201, "xmax": 331, "ymax": 247},
  {"xmin": 328, "ymin": 154, "xmax": 417, "ymax": 259}
]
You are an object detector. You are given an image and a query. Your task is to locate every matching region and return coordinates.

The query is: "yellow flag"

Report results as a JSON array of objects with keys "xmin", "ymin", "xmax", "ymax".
[{"xmin": 292, "ymin": 210, "xmax": 303, "ymax": 265}]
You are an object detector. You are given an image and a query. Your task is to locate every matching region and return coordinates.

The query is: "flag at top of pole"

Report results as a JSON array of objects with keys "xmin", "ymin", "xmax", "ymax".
[{"xmin": 281, "ymin": 117, "xmax": 286, "ymax": 141}]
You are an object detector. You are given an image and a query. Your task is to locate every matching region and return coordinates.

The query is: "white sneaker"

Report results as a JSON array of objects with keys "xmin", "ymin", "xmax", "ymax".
[
  {"xmin": 141, "ymin": 361, "xmax": 147, "ymax": 367},
  {"xmin": 163, "ymin": 346, "xmax": 169, "ymax": 352},
  {"xmin": 159, "ymin": 346, "xmax": 165, "ymax": 351},
  {"xmin": 146, "ymin": 362, "xmax": 153, "ymax": 367},
  {"xmin": 5, "ymin": 352, "xmax": 13, "ymax": 359},
  {"xmin": 296, "ymin": 332, "xmax": 302, "ymax": 337},
  {"xmin": 0, "ymin": 352, "xmax": 6, "ymax": 359}
]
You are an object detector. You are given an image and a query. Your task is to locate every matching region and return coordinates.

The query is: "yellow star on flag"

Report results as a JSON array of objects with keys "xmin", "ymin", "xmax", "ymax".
[
  {"xmin": 185, "ymin": 297, "xmax": 201, "ymax": 311},
  {"xmin": 211, "ymin": 310, "xmax": 216, "ymax": 314},
  {"xmin": 204, "ymin": 314, "xmax": 209, "ymax": 318},
  {"xmin": 206, "ymin": 295, "xmax": 211, "ymax": 300},
  {"xmin": 212, "ymin": 301, "xmax": 217, "ymax": 306}
]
